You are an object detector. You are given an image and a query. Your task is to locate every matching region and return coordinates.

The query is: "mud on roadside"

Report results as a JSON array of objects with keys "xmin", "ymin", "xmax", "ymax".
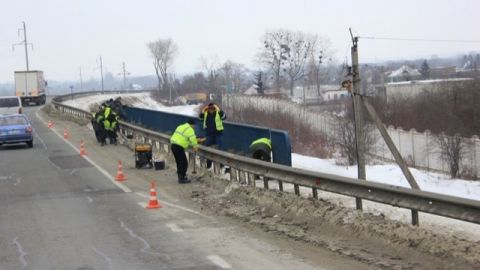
[{"xmin": 192, "ymin": 173, "xmax": 480, "ymax": 270}]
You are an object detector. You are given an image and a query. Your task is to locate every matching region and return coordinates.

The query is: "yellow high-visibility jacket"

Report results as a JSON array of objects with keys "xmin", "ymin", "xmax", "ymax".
[{"xmin": 170, "ymin": 123, "xmax": 198, "ymax": 149}]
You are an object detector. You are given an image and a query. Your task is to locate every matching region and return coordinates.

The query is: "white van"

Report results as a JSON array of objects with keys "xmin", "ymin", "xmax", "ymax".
[{"xmin": 0, "ymin": 96, "xmax": 23, "ymax": 115}]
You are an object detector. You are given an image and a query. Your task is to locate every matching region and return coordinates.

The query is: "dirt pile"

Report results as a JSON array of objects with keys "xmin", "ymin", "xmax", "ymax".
[{"xmin": 192, "ymin": 174, "xmax": 480, "ymax": 269}]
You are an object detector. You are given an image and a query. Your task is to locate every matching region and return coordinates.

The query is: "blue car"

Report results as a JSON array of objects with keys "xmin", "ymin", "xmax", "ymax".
[{"xmin": 0, "ymin": 114, "xmax": 33, "ymax": 148}]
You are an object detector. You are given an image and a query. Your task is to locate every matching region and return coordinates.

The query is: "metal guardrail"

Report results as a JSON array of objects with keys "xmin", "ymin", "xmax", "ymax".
[{"xmin": 51, "ymin": 92, "xmax": 480, "ymax": 226}]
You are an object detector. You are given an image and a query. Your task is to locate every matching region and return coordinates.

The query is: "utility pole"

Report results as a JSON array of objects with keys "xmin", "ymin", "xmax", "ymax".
[
  {"xmin": 119, "ymin": 62, "xmax": 130, "ymax": 89},
  {"xmin": 346, "ymin": 29, "xmax": 420, "ymax": 225},
  {"xmin": 22, "ymin": 22, "xmax": 30, "ymax": 71},
  {"xmin": 79, "ymin": 67, "xmax": 84, "ymax": 91},
  {"xmin": 349, "ymin": 28, "xmax": 366, "ymax": 210},
  {"xmin": 13, "ymin": 22, "xmax": 34, "ymax": 97},
  {"xmin": 98, "ymin": 56, "xmax": 104, "ymax": 91}
]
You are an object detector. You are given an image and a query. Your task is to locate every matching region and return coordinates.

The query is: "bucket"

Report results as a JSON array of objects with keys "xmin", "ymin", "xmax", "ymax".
[{"xmin": 154, "ymin": 160, "xmax": 165, "ymax": 170}]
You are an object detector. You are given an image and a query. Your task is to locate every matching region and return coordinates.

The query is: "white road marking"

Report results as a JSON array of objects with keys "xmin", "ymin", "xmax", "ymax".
[
  {"xmin": 166, "ymin": 223, "xmax": 183, "ymax": 232},
  {"xmin": 91, "ymin": 246, "xmax": 114, "ymax": 270},
  {"xmin": 46, "ymin": 157, "xmax": 62, "ymax": 171},
  {"xmin": 13, "ymin": 177, "xmax": 21, "ymax": 186},
  {"xmin": 36, "ymin": 111, "xmax": 131, "ymax": 193},
  {"xmin": 12, "ymin": 237, "xmax": 28, "ymax": 269},
  {"xmin": 207, "ymin": 255, "xmax": 232, "ymax": 269},
  {"xmin": 87, "ymin": 196, "xmax": 93, "ymax": 203},
  {"xmin": 135, "ymin": 192, "xmax": 208, "ymax": 218},
  {"xmin": 69, "ymin": 169, "xmax": 77, "ymax": 175},
  {"xmin": 0, "ymin": 174, "xmax": 14, "ymax": 181},
  {"xmin": 33, "ymin": 128, "xmax": 47, "ymax": 150}
]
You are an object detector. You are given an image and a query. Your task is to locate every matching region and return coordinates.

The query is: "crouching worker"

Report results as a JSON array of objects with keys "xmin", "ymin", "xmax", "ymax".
[
  {"xmin": 170, "ymin": 119, "xmax": 206, "ymax": 184},
  {"xmin": 249, "ymin": 138, "xmax": 272, "ymax": 162}
]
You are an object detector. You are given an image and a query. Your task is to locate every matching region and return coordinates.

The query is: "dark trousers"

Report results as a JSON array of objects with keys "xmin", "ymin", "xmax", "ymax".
[
  {"xmin": 251, "ymin": 143, "xmax": 272, "ymax": 162},
  {"xmin": 171, "ymin": 144, "xmax": 188, "ymax": 179},
  {"xmin": 91, "ymin": 120, "xmax": 101, "ymax": 142},
  {"xmin": 205, "ymin": 132, "xmax": 223, "ymax": 168}
]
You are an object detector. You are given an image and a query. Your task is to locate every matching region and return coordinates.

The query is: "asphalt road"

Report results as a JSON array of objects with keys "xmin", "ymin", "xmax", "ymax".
[{"xmin": 0, "ymin": 105, "xmax": 370, "ymax": 269}]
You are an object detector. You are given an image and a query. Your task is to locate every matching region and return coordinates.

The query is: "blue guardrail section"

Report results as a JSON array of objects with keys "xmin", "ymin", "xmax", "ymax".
[{"xmin": 122, "ymin": 106, "xmax": 292, "ymax": 166}]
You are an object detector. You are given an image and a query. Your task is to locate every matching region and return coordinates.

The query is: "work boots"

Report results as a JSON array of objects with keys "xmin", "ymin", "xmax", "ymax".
[{"xmin": 177, "ymin": 173, "xmax": 191, "ymax": 184}]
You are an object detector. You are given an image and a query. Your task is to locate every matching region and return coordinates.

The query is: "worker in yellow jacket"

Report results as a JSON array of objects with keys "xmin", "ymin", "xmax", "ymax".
[
  {"xmin": 170, "ymin": 119, "xmax": 205, "ymax": 183},
  {"xmin": 250, "ymin": 138, "xmax": 272, "ymax": 162}
]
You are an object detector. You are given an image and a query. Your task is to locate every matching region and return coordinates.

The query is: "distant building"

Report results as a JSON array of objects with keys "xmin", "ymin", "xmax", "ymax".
[
  {"xmin": 386, "ymin": 65, "xmax": 421, "ymax": 82},
  {"xmin": 322, "ymin": 89, "xmax": 350, "ymax": 101},
  {"xmin": 384, "ymin": 78, "xmax": 472, "ymax": 102}
]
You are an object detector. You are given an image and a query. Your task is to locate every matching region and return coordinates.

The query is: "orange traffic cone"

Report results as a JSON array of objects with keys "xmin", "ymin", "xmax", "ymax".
[
  {"xmin": 48, "ymin": 120, "xmax": 53, "ymax": 128},
  {"xmin": 115, "ymin": 160, "xmax": 126, "ymax": 181},
  {"xmin": 79, "ymin": 140, "xmax": 87, "ymax": 156},
  {"xmin": 63, "ymin": 129, "xmax": 69, "ymax": 139},
  {"xmin": 146, "ymin": 181, "xmax": 162, "ymax": 209}
]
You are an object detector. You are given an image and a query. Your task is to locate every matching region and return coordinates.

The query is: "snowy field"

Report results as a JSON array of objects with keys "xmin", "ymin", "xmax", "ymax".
[{"xmin": 62, "ymin": 92, "xmax": 480, "ymax": 240}]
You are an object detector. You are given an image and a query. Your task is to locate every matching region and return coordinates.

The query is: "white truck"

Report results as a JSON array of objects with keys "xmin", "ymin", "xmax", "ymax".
[{"xmin": 14, "ymin": 70, "xmax": 47, "ymax": 105}]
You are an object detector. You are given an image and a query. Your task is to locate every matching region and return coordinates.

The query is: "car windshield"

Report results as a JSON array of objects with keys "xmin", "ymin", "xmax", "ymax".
[
  {"xmin": 0, "ymin": 115, "xmax": 27, "ymax": 126},
  {"xmin": 0, "ymin": 99, "xmax": 19, "ymax": 107}
]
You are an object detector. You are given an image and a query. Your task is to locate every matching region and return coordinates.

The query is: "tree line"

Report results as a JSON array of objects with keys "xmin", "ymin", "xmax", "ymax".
[{"xmin": 146, "ymin": 29, "xmax": 336, "ymax": 102}]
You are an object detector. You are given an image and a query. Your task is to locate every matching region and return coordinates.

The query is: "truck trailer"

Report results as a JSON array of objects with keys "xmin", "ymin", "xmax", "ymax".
[{"xmin": 14, "ymin": 70, "xmax": 47, "ymax": 105}]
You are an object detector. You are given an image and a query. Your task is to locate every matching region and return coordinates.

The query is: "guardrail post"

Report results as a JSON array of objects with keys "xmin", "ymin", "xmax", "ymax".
[
  {"xmin": 411, "ymin": 210, "xmax": 419, "ymax": 226},
  {"xmin": 214, "ymin": 162, "xmax": 221, "ymax": 174},
  {"xmin": 263, "ymin": 177, "xmax": 269, "ymax": 189},
  {"xmin": 278, "ymin": 180, "xmax": 283, "ymax": 191},
  {"xmin": 239, "ymin": 170, "xmax": 246, "ymax": 184},
  {"xmin": 294, "ymin": 184, "xmax": 300, "ymax": 196},
  {"xmin": 248, "ymin": 173, "xmax": 256, "ymax": 187},
  {"xmin": 312, "ymin": 187, "xmax": 318, "ymax": 199},
  {"xmin": 230, "ymin": 168, "xmax": 237, "ymax": 182}
]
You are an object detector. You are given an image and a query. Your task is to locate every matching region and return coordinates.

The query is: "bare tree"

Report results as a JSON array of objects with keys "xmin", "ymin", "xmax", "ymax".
[
  {"xmin": 334, "ymin": 116, "xmax": 378, "ymax": 166},
  {"xmin": 147, "ymin": 38, "xmax": 178, "ymax": 100},
  {"xmin": 307, "ymin": 36, "xmax": 334, "ymax": 96},
  {"xmin": 283, "ymin": 31, "xmax": 313, "ymax": 96},
  {"xmin": 200, "ymin": 56, "xmax": 221, "ymax": 102},
  {"xmin": 258, "ymin": 29, "xmax": 290, "ymax": 92},
  {"xmin": 218, "ymin": 60, "xmax": 248, "ymax": 94},
  {"xmin": 434, "ymin": 133, "xmax": 466, "ymax": 178}
]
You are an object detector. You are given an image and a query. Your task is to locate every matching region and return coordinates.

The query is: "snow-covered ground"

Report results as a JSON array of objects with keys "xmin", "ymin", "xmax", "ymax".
[{"xmin": 63, "ymin": 92, "xmax": 480, "ymax": 202}]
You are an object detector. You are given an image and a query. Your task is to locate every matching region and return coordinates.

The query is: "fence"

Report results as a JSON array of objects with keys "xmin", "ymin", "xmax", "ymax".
[{"xmin": 223, "ymin": 94, "xmax": 480, "ymax": 177}]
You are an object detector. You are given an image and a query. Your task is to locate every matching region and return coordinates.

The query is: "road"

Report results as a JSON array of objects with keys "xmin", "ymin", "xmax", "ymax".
[{"xmin": 0, "ymin": 106, "xmax": 371, "ymax": 269}]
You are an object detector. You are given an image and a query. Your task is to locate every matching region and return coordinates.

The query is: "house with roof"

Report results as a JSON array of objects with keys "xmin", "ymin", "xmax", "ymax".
[{"xmin": 386, "ymin": 65, "xmax": 421, "ymax": 82}]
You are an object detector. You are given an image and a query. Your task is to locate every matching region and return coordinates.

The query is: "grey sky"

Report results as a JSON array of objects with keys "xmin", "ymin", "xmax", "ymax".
[{"xmin": 1, "ymin": 0, "xmax": 479, "ymax": 83}]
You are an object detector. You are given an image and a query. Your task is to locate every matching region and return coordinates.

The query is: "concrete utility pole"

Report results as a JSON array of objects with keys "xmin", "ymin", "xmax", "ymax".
[
  {"xmin": 22, "ymin": 22, "xmax": 30, "ymax": 71},
  {"xmin": 119, "ymin": 62, "xmax": 130, "ymax": 89},
  {"xmin": 79, "ymin": 67, "xmax": 83, "ymax": 91},
  {"xmin": 99, "ymin": 56, "xmax": 104, "ymax": 91},
  {"xmin": 349, "ymin": 29, "xmax": 366, "ymax": 210},
  {"xmin": 347, "ymin": 29, "xmax": 421, "ymax": 225},
  {"xmin": 12, "ymin": 22, "xmax": 33, "ymax": 71}
]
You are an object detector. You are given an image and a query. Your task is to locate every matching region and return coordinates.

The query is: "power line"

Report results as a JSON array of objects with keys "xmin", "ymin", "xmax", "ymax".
[{"xmin": 359, "ymin": 36, "xmax": 480, "ymax": 44}]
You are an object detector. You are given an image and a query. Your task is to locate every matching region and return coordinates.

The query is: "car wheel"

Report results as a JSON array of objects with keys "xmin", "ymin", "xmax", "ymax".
[{"xmin": 27, "ymin": 140, "xmax": 33, "ymax": 148}]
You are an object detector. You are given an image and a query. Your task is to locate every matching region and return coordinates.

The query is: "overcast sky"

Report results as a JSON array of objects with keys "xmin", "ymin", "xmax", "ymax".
[{"xmin": 1, "ymin": 0, "xmax": 479, "ymax": 83}]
